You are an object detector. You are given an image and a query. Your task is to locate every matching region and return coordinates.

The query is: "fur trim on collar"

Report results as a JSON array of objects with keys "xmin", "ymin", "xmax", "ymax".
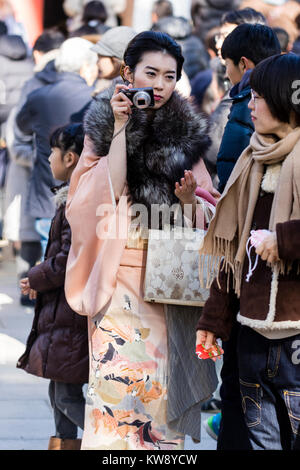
[
  {"xmin": 84, "ymin": 87, "xmax": 211, "ymax": 212},
  {"xmin": 53, "ymin": 184, "xmax": 69, "ymax": 208},
  {"xmin": 261, "ymin": 163, "xmax": 282, "ymax": 193}
]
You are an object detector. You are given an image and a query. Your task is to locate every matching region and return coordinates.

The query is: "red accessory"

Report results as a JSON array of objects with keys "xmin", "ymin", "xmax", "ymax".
[{"xmin": 196, "ymin": 343, "xmax": 223, "ymax": 360}]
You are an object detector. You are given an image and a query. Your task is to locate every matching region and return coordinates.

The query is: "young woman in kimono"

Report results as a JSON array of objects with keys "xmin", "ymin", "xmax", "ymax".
[{"xmin": 65, "ymin": 31, "xmax": 219, "ymax": 450}]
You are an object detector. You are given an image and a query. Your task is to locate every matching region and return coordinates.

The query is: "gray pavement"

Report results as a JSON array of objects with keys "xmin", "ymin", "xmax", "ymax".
[{"xmin": 0, "ymin": 256, "xmax": 217, "ymax": 451}]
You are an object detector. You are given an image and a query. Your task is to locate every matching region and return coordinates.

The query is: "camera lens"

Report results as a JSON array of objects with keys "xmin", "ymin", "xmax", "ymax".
[{"xmin": 133, "ymin": 91, "xmax": 151, "ymax": 109}]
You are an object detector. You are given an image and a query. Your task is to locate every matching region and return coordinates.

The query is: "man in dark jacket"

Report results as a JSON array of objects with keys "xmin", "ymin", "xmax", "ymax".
[
  {"xmin": 5, "ymin": 29, "xmax": 65, "ymax": 306},
  {"xmin": 216, "ymin": 24, "xmax": 281, "ymax": 192},
  {"xmin": 16, "ymin": 37, "xmax": 98, "ymax": 224}
]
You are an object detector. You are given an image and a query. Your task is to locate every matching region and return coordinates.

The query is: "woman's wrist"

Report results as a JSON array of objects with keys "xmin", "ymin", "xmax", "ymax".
[{"xmin": 179, "ymin": 195, "xmax": 197, "ymax": 207}]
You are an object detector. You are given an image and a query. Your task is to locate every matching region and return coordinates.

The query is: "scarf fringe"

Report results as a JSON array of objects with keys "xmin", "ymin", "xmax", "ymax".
[{"xmin": 199, "ymin": 236, "xmax": 299, "ymax": 298}]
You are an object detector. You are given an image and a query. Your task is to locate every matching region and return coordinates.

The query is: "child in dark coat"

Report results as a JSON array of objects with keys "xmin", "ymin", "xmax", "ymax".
[{"xmin": 17, "ymin": 124, "xmax": 88, "ymax": 450}]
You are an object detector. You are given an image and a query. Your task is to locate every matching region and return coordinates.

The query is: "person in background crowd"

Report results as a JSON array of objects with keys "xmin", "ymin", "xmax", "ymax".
[
  {"xmin": 292, "ymin": 12, "xmax": 300, "ymax": 54},
  {"xmin": 191, "ymin": 0, "xmax": 241, "ymax": 43},
  {"xmin": 91, "ymin": 25, "xmax": 136, "ymax": 95},
  {"xmin": 241, "ymin": 0, "xmax": 300, "ymax": 44},
  {"xmin": 203, "ymin": 7, "xmax": 267, "ymax": 186},
  {"xmin": 152, "ymin": 15, "xmax": 210, "ymax": 83},
  {"xmin": 191, "ymin": 68, "xmax": 224, "ymax": 115},
  {"xmin": 215, "ymin": 7, "xmax": 266, "ymax": 59},
  {"xmin": 206, "ymin": 23, "xmax": 281, "ymax": 449},
  {"xmin": 3, "ymin": 29, "xmax": 65, "ymax": 307},
  {"xmin": 63, "ymin": 0, "xmax": 127, "ymax": 31},
  {"xmin": 0, "ymin": 19, "xmax": 33, "ymax": 251},
  {"xmin": 197, "ymin": 52, "xmax": 300, "ymax": 451},
  {"xmin": 69, "ymin": 0, "xmax": 110, "ymax": 40},
  {"xmin": 151, "ymin": 0, "xmax": 174, "ymax": 24},
  {"xmin": 18, "ymin": 123, "xmax": 89, "ymax": 451},
  {"xmin": 0, "ymin": 0, "xmax": 28, "ymax": 45},
  {"xmin": 273, "ymin": 26, "xmax": 292, "ymax": 52},
  {"xmin": 16, "ymin": 37, "xmax": 98, "ymax": 256},
  {"xmin": 216, "ymin": 23, "xmax": 280, "ymax": 192}
]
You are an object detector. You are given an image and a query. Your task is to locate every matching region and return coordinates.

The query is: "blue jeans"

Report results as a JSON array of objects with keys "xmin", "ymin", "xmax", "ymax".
[
  {"xmin": 238, "ymin": 326, "xmax": 300, "ymax": 450},
  {"xmin": 35, "ymin": 218, "xmax": 52, "ymax": 259},
  {"xmin": 217, "ymin": 320, "xmax": 251, "ymax": 450}
]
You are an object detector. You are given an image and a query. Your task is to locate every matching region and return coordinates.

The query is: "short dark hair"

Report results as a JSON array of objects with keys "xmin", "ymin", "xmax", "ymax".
[
  {"xmin": 153, "ymin": 0, "xmax": 173, "ymax": 19},
  {"xmin": 273, "ymin": 27, "xmax": 289, "ymax": 53},
  {"xmin": 0, "ymin": 20, "xmax": 7, "ymax": 36},
  {"xmin": 221, "ymin": 7, "xmax": 266, "ymax": 26},
  {"xmin": 33, "ymin": 29, "xmax": 65, "ymax": 53},
  {"xmin": 250, "ymin": 53, "xmax": 300, "ymax": 125},
  {"xmin": 124, "ymin": 30, "xmax": 184, "ymax": 81},
  {"xmin": 82, "ymin": 1, "xmax": 107, "ymax": 24},
  {"xmin": 50, "ymin": 123, "xmax": 84, "ymax": 156},
  {"xmin": 221, "ymin": 23, "xmax": 281, "ymax": 66}
]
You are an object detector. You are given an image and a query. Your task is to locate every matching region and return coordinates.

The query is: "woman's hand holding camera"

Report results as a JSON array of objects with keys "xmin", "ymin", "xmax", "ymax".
[{"xmin": 110, "ymin": 83, "xmax": 133, "ymax": 129}]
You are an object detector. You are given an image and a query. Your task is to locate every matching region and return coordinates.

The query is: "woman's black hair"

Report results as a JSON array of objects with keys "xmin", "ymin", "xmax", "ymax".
[
  {"xmin": 123, "ymin": 30, "xmax": 184, "ymax": 81},
  {"xmin": 250, "ymin": 53, "xmax": 300, "ymax": 125},
  {"xmin": 82, "ymin": 1, "xmax": 107, "ymax": 24},
  {"xmin": 221, "ymin": 7, "xmax": 266, "ymax": 26},
  {"xmin": 50, "ymin": 123, "xmax": 84, "ymax": 156}
]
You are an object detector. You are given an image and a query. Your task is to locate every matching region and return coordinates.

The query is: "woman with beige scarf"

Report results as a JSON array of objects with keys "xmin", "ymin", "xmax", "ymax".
[{"xmin": 196, "ymin": 53, "xmax": 300, "ymax": 450}]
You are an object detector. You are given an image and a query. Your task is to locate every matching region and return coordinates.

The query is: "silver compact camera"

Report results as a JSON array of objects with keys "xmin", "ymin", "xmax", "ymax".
[{"xmin": 120, "ymin": 87, "xmax": 155, "ymax": 109}]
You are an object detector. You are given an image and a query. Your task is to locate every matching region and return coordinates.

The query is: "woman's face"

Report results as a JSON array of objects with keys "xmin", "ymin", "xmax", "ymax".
[
  {"xmin": 248, "ymin": 90, "xmax": 285, "ymax": 136},
  {"xmin": 124, "ymin": 51, "xmax": 178, "ymax": 109},
  {"xmin": 97, "ymin": 56, "xmax": 119, "ymax": 79}
]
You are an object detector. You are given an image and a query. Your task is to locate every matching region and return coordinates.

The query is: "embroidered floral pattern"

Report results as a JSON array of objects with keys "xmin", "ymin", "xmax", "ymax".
[{"xmin": 83, "ymin": 295, "xmax": 183, "ymax": 450}]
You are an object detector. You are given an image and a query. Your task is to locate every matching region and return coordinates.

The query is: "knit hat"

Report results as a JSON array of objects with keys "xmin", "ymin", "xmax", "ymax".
[
  {"xmin": 191, "ymin": 68, "xmax": 213, "ymax": 107},
  {"xmin": 91, "ymin": 26, "xmax": 136, "ymax": 60}
]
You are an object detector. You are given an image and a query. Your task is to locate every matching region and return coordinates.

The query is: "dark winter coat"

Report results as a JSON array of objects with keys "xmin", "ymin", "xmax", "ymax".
[
  {"xmin": 0, "ymin": 34, "xmax": 33, "ymax": 130},
  {"xmin": 21, "ymin": 59, "xmax": 59, "ymax": 102},
  {"xmin": 216, "ymin": 71, "xmax": 254, "ymax": 193},
  {"xmin": 16, "ymin": 72, "xmax": 94, "ymax": 219},
  {"xmin": 17, "ymin": 184, "xmax": 89, "ymax": 384}
]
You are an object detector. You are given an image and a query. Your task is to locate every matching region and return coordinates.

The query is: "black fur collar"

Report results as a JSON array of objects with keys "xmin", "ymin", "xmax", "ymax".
[{"xmin": 84, "ymin": 87, "xmax": 211, "ymax": 211}]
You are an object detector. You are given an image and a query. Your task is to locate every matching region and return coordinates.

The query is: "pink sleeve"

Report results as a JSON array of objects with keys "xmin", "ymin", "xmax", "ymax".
[{"xmin": 65, "ymin": 136, "xmax": 128, "ymax": 317}]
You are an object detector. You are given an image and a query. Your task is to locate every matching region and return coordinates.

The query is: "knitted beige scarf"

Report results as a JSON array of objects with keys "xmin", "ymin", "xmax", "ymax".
[{"xmin": 200, "ymin": 127, "xmax": 300, "ymax": 296}]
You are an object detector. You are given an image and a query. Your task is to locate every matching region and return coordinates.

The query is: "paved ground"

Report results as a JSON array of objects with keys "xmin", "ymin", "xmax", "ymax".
[{"xmin": 0, "ymin": 254, "xmax": 217, "ymax": 451}]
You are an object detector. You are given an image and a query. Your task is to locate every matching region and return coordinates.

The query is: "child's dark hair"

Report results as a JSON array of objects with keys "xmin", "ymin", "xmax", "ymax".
[
  {"xmin": 123, "ymin": 30, "xmax": 184, "ymax": 81},
  {"xmin": 50, "ymin": 123, "xmax": 84, "ymax": 156},
  {"xmin": 221, "ymin": 23, "xmax": 281, "ymax": 66},
  {"xmin": 250, "ymin": 53, "xmax": 300, "ymax": 126}
]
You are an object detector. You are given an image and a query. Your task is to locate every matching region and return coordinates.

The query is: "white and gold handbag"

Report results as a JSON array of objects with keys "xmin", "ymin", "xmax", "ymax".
[{"xmin": 144, "ymin": 199, "xmax": 214, "ymax": 307}]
